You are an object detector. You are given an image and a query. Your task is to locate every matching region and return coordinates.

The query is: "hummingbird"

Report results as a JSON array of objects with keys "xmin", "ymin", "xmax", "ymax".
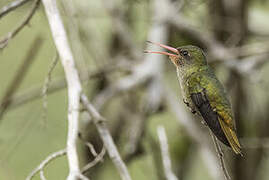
[{"xmin": 145, "ymin": 41, "xmax": 242, "ymax": 155}]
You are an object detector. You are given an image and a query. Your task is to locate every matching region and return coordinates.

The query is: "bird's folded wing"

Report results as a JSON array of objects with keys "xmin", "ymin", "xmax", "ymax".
[
  {"xmin": 190, "ymin": 91, "xmax": 230, "ymax": 147},
  {"xmin": 189, "ymin": 79, "xmax": 242, "ymax": 155}
]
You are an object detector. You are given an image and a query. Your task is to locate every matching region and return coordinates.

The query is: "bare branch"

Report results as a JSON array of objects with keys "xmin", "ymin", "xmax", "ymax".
[
  {"xmin": 0, "ymin": 0, "xmax": 31, "ymax": 19},
  {"xmin": 210, "ymin": 131, "xmax": 231, "ymax": 180},
  {"xmin": 42, "ymin": 0, "xmax": 83, "ymax": 179},
  {"xmin": 78, "ymin": 136, "xmax": 106, "ymax": 173},
  {"xmin": 81, "ymin": 146, "xmax": 106, "ymax": 174},
  {"xmin": 0, "ymin": 37, "xmax": 43, "ymax": 121},
  {"xmin": 0, "ymin": 0, "xmax": 40, "ymax": 49},
  {"xmin": 157, "ymin": 126, "xmax": 179, "ymax": 180},
  {"xmin": 85, "ymin": 141, "xmax": 98, "ymax": 157},
  {"xmin": 40, "ymin": 170, "xmax": 46, "ymax": 180},
  {"xmin": 42, "ymin": 52, "xmax": 59, "ymax": 124},
  {"xmin": 26, "ymin": 149, "xmax": 66, "ymax": 180},
  {"xmin": 81, "ymin": 93, "xmax": 132, "ymax": 180}
]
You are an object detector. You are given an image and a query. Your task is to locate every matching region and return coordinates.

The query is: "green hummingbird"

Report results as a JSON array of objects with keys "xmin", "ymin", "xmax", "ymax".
[{"xmin": 145, "ymin": 41, "xmax": 242, "ymax": 155}]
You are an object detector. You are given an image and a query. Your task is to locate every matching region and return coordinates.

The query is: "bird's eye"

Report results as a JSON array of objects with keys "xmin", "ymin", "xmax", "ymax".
[{"xmin": 181, "ymin": 50, "xmax": 188, "ymax": 56}]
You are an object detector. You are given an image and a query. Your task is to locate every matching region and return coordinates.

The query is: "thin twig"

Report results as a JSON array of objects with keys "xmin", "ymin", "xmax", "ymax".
[
  {"xmin": 42, "ymin": 52, "xmax": 59, "ymax": 124},
  {"xmin": 78, "ymin": 134, "xmax": 98, "ymax": 157},
  {"xmin": 0, "ymin": 37, "xmax": 43, "ymax": 121},
  {"xmin": 42, "ymin": 0, "xmax": 83, "ymax": 179},
  {"xmin": 210, "ymin": 131, "xmax": 231, "ymax": 180},
  {"xmin": 81, "ymin": 93, "xmax": 132, "ymax": 180},
  {"xmin": 85, "ymin": 141, "xmax": 98, "ymax": 157},
  {"xmin": 26, "ymin": 149, "xmax": 67, "ymax": 180},
  {"xmin": 39, "ymin": 170, "xmax": 46, "ymax": 180},
  {"xmin": 157, "ymin": 126, "xmax": 179, "ymax": 180},
  {"xmin": 78, "ymin": 136, "xmax": 106, "ymax": 173},
  {"xmin": 81, "ymin": 146, "xmax": 106, "ymax": 174},
  {"xmin": 0, "ymin": 0, "xmax": 31, "ymax": 19},
  {"xmin": 0, "ymin": 0, "xmax": 40, "ymax": 49}
]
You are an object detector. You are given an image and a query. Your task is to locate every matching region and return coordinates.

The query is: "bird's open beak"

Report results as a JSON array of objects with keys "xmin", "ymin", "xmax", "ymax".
[{"xmin": 144, "ymin": 41, "xmax": 179, "ymax": 58}]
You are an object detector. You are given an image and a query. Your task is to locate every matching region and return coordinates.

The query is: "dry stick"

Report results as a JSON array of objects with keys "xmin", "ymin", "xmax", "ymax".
[
  {"xmin": 39, "ymin": 170, "xmax": 46, "ymax": 180},
  {"xmin": 210, "ymin": 131, "xmax": 231, "ymax": 180},
  {"xmin": 0, "ymin": 0, "xmax": 31, "ymax": 19},
  {"xmin": 0, "ymin": 0, "xmax": 40, "ymax": 49},
  {"xmin": 81, "ymin": 146, "xmax": 106, "ymax": 174},
  {"xmin": 84, "ymin": 141, "xmax": 98, "ymax": 157},
  {"xmin": 26, "ymin": 149, "xmax": 67, "ymax": 180},
  {"xmin": 42, "ymin": 52, "xmax": 59, "ymax": 124},
  {"xmin": 41, "ymin": 0, "xmax": 85, "ymax": 179},
  {"xmin": 81, "ymin": 93, "xmax": 132, "ymax": 180},
  {"xmin": 42, "ymin": 0, "xmax": 130, "ymax": 179},
  {"xmin": 0, "ymin": 37, "xmax": 43, "ymax": 121},
  {"xmin": 157, "ymin": 126, "xmax": 179, "ymax": 180},
  {"xmin": 78, "ymin": 136, "xmax": 106, "ymax": 173},
  {"xmin": 78, "ymin": 134, "xmax": 98, "ymax": 157}
]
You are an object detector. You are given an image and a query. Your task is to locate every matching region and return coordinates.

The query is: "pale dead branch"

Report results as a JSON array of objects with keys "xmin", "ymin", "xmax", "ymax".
[
  {"xmin": 81, "ymin": 93, "xmax": 132, "ymax": 180},
  {"xmin": 81, "ymin": 146, "xmax": 106, "ymax": 174},
  {"xmin": 42, "ymin": 0, "xmax": 83, "ymax": 179},
  {"xmin": 157, "ymin": 126, "xmax": 179, "ymax": 180},
  {"xmin": 42, "ymin": 52, "xmax": 59, "ymax": 123},
  {"xmin": 26, "ymin": 149, "xmax": 67, "ymax": 180}
]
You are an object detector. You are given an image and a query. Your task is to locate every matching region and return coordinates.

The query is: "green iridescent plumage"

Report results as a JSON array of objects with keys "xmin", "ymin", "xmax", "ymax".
[{"xmin": 145, "ymin": 43, "xmax": 242, "ymax": 155}]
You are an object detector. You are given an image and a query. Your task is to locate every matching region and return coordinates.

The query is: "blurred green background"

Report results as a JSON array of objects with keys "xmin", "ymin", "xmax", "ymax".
[{"xmin": 1, "ymin": 0, "xmax": 269, "ymax": 180}]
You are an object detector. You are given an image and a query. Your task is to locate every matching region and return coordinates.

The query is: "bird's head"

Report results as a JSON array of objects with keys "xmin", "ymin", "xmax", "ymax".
[{"xmin": 144, "ymin": 41, "xmax": 207, "ymax": 68}]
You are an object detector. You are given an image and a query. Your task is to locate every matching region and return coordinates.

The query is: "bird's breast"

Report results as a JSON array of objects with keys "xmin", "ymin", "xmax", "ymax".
[{"xmin": 176, "ymin": 68, "xmax": 191, "ymax": 102}]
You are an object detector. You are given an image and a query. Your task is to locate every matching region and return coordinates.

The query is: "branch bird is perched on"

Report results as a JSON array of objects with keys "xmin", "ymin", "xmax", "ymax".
[{"xmin": 145, "ymin": 41, "xmax": 242, "ymax": 155}]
